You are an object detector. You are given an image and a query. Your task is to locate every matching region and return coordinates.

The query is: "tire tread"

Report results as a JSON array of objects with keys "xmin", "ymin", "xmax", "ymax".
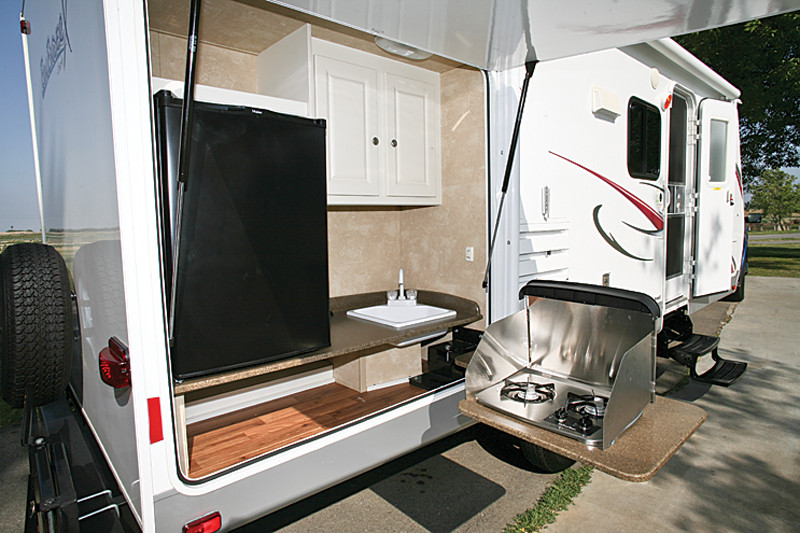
[{"xmin": 1, "ymin": 243, "xmax": 73, "ymax": 408}]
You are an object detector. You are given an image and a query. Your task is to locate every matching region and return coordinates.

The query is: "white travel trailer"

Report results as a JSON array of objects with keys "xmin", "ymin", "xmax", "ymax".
[{"xmin": 3, "ymin": 0, "xmax": 796, "ymax": 531}]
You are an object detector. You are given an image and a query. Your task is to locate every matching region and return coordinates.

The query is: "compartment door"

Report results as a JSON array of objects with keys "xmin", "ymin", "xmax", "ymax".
[{"xmin": 693, "ymin": 100, "xmax": 737, "ymax": 297}]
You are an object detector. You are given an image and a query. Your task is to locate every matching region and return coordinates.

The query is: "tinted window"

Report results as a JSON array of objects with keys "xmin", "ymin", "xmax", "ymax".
[
  {"xmin": 628, "ymin": 98, "xmax": 661, "ymax": 180},
  {"xmin": 668, "ymin": 95, "xmax": 687, "ymax": 186},
  {"xmin": 709, "ymin": 119, "xmax": 728, "ymax": 183}
]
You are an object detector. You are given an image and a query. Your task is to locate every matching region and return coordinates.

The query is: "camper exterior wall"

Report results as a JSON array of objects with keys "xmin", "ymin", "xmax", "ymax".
[
  {"xmin": 521, "ymin": 49, "xmax": 667, "ymax": 297},
  {"xmin": 97, "ymin": 0, "xmax": 170, "ymax": 529},
  {"xmin": 488, "ymin": 42, "xmax": 744, "ymax": 322},
  {"xmin": 622, "ymin": 40, "xmax": 740, "ymax": 101},
  {"xmin": 21, "ymin": 0, "xmax": 152, "ymax": 524},
  {"xmin": 489, "ymin": 48, "xmax": 670, "ymax": 320}
]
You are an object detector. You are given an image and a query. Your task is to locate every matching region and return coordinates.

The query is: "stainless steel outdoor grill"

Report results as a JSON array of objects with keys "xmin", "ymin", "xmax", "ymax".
[{"xmin": 467, "ymin": 281, "xmax": 660, "ymax": 450}]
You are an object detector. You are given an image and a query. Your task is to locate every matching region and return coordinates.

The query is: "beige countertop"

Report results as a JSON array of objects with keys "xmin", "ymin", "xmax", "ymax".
[
  {"xmin": 174, "ymin": 290, "xmax": 482, "ymax": 395},
  {"xmin": 459, "ymin": 395, "xmax": 706, "ymax": 482}
]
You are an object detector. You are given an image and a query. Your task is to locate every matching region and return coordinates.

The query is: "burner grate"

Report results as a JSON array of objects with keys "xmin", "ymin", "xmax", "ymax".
[
  {"xmin": 500, "ymin": 380, "xmax": 556, "ymax": 404},
  {"xmin": 567, "ymin": 392, "xmax": 608, "ymax": 418}
]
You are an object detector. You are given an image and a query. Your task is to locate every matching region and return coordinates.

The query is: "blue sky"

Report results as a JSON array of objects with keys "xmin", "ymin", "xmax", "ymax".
[{"xmin": 1, "ymin": 2, "xmax": 39, "ymax": 232}]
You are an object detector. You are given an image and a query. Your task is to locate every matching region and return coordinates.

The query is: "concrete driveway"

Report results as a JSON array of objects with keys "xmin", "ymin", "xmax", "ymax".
[
  {"xmin": 548, "ymin": 277, "xmax": 800, "ymax": 533},
  {"xmin": 748, "ymin": 232, "xmax": 800, "ymax": 244},
  {"xmin": 748, "ymin": 232, "xmax": 800, "ymax": 240},
  {"xmin": 0, "ymin": 423, "xmax": 27, "ymax": 532}
]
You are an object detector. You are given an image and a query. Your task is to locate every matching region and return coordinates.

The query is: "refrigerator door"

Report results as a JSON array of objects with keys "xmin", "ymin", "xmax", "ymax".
[{"xmin": 155, "ymin": 92, "xmax": 330, "ymax": 380}]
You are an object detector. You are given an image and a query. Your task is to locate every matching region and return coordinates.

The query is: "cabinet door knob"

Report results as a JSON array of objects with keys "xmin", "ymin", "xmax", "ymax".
[
  {"xmin": 391, "ymin": 139, "xmax": 398, "ymax": 148},
  {"xmin": 372, "ymin": 137, "xmax": 379, "ymax": 146}
]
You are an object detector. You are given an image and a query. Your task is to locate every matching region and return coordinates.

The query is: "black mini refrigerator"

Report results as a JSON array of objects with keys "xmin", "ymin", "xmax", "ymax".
[{"xmin": 154, "ymin": 91, "xmax": 330, "ymax": 380}]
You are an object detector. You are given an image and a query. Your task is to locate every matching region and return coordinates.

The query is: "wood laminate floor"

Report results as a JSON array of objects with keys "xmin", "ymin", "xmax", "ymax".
[{"xmin": 187, "ymin": 382, "xmax": 424, "ymax": 478}]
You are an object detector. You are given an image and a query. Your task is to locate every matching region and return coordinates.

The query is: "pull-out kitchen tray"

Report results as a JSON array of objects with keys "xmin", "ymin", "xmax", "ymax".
[{"xmin": 459, "ymin": 395, "xmax": 706, "ymax": 482}]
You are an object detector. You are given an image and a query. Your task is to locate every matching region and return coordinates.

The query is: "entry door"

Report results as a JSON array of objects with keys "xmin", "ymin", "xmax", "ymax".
[
  {"xmin": 664, "ymin": 94, "xmax": 690, "ymax": 305},
  {"xmin": 693, "ymin": 99, "xmax": 737, "ymax": 296}
]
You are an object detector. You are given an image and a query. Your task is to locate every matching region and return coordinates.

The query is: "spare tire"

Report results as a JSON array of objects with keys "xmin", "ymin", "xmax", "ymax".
[{"xmin": 0, "ymin": 243, "xmax": 73, "ymax": 408}]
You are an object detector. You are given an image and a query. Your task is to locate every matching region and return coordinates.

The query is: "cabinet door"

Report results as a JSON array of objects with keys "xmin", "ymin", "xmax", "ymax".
[
  {"xmin": 315, "ymin": 55, "xmax": 380, "ymax": 196},
  {"xmin": 385, "ymin": 73, "xmax": 438, "ymax": 198}
]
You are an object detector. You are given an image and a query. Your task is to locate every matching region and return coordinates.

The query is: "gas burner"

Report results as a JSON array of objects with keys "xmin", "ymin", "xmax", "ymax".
[
  {"xmin": 567, "ymin": 392, "xmax": 608, "ymax": 418},
  {"xmin": 500, "ymin": 380, "xmax": 556, "ymax": 404}
]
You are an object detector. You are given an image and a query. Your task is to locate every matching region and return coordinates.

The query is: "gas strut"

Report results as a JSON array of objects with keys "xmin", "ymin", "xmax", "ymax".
[
  {"xmin": 177, "ymin": 0, "xmax": 202, "ymax": 185},
  {"xmin": 482, "ymin": 61, "xmax": 537, "ymax": 290},
  {"xmin": 169, "ymin": 0, "xmax": 202, "ymax": 338}
]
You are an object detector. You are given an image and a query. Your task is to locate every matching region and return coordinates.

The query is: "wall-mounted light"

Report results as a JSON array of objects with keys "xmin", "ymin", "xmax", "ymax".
[{"xmin": 374, "ymin": 36, "xmax": 432, "ymax": 61}]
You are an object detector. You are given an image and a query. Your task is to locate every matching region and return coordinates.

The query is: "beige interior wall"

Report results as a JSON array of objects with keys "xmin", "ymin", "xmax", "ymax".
[
  {"xmin": 150, "ymin": 31, "xmax": 257, "ymax": 92},
  {"xmin": 326, "ymin": 209, "xmax": 402, "ymax": 297},
  {"xmin": 149, "ymin": 31, "xmax": 487, "ymax": 321},
  {"xmin": 400, "ymin": 68, "xmax": 488, "ymax": 327}
]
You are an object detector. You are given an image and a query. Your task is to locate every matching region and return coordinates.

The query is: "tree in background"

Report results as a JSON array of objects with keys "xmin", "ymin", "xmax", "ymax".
[
  {"xmin": 749, "ymin": 169, "xmax": 800, "ymax": 230},
  {"xmin": 676, "ymin": 13, "xmax": 800, "ymax": 191}
]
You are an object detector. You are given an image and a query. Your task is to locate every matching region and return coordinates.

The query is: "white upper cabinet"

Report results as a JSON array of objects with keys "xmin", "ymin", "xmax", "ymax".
[
  {"xmin": 315, "ymin": 55, "xmax": 381, "ymax": 197},
  {"xmin": 385, "ymin": 73, "xmax": 438, "ymax": 198},
  {"xmin": 258, "ymin": 26, "xmax": 442, "ymax": 205}
]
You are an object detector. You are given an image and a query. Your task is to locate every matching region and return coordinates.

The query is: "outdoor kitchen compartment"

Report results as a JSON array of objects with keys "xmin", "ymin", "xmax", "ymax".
[
  {"xmin": 467, "ymin": 281, "xmax": 660, "ymax": 450},
  {"xmin": 154, "ymin": 91, "xmax": 330, "ymax": 380}
]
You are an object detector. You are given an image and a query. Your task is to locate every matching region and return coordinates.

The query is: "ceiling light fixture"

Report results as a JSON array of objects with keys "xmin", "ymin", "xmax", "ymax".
[{"xmin": 374, "ymin": 36, "xmax": 432, "ymax": 61}]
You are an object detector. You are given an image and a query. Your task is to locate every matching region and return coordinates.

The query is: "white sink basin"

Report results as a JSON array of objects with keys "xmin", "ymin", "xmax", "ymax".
[{"xmin": 347, "ymin": 304, "xmax": 456, "ymax": 329}]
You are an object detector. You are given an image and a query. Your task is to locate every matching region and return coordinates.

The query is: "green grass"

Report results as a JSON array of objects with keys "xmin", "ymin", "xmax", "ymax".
[
  {"xmin": 748, "ymin": 242, "xmax": 800, "ymax": 278},
  {"xmin": 0, "ymin": 231, "xmax": 42, "ymax": 254},
  {"xmin": 504, "ymin": 465, "xmax": 594, "ymax": 533},
  {"xmin": 0, "ymin": 400, "xmax": 23, "ymax": 428}
]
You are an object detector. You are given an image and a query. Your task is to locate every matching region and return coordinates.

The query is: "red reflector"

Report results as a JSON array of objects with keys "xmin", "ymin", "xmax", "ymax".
[
  {"xmin": 20, "ymin": 20, "xmax": 31, "ymax": 35},
  {"xmin": 98, "ymin": 337, "xmax": 130, "ymax": 388},
  {"xmin": 184, "ymin": 512, "xmax": 222, "ymax": 533},
  {"xmin": 663, "ymin": 94, "xmax": 673, "ymax": 111},
  {"xmin": 148, "ymin": 397, "xmax": 163, "ymax": 444}
]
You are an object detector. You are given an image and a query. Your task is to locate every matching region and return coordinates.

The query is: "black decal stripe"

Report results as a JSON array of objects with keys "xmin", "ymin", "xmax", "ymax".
[
  {"xmin": 593, "ymin": 205, "xmax": 653, "ymax": 262},
  {"xmin": 623, "ymin": 221, "xmax": 663, "ymax": 236}
]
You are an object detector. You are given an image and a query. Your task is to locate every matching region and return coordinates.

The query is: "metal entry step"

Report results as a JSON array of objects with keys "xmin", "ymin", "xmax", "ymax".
[{"xmin": 668, "ymin": 334, "xmax": 747, "ymax": 387}]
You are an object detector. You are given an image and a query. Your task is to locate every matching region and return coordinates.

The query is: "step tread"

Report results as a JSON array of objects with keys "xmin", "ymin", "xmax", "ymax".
[
  {"xmin": 692, "ymin": 358, "xmax": 747, "ymax": 387},
  {"xmin": 669, "ymin": 333, "xmax": 720, "ymax": 358}
]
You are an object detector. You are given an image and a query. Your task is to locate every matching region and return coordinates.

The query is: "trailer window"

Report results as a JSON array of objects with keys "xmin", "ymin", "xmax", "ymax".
[
  {"xmin": 627, "ymin": 98, "xmax": 661, "ymax": 180},
  {"xmin": 708, "ymin": 119, "xmax": 728, "ymax": 183}
]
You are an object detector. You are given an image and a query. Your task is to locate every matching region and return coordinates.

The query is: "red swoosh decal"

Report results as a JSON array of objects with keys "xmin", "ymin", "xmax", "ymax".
[
  {"xmin": 735, "ymin": 165, "xmax": 743, "ymax": 199},
  {"xmin": 550, "ymin": 151, "xmax": 664, "ymax": 231}
]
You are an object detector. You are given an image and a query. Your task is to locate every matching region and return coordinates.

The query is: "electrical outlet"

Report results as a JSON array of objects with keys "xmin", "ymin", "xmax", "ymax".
[{"xmin": 466, "ymin": 246, "xmax": 474, "ymax": 262}]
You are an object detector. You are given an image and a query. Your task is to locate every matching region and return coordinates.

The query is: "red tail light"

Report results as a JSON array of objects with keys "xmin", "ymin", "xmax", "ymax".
[
  {"xmin": 99, "ymin": 337, "xmax": 130, "ymax": 388},
  {"xmin": 184, "ymin": 512, "xmax": 222, "ymax": 533}
]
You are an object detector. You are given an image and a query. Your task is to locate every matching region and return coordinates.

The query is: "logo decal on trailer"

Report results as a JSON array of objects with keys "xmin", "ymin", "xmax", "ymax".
[
  {"xmin": 40, "ymin": 0, "xmax": 72, "ymax": 98},
  {"xmin": 550, "ymin": 151, "xmax": 664, "ymax": 262}
]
